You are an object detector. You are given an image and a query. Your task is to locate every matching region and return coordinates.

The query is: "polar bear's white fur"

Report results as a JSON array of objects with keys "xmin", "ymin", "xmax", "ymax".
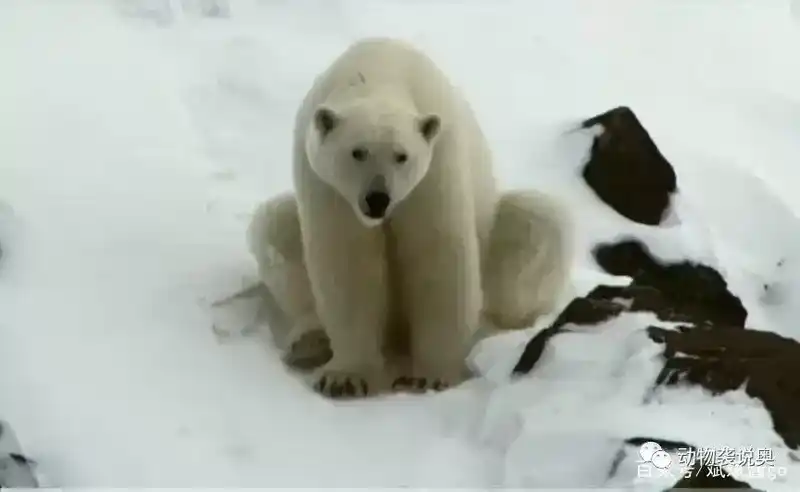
[{"xmin": 247, "ymin": 38, "xmax": 573, "ymax": 398}]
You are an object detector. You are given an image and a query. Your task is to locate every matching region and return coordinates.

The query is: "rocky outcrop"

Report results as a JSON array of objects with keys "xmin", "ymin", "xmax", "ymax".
[
  {"xmin": 581, "ymin": 106, "xmax": 677, "ymax": 226},
  {"xmin": 514, "ymin": 106, "xmax": 798, "ymax": 490}
]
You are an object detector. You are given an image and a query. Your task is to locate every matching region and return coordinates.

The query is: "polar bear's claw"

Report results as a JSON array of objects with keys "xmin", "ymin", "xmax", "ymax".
[
  {"xmin": 313, "ymin": 371, "xmax": 370, "ymax": 399},
  {"xmin": 391, "ymin": 376, "xmax": 450, "ymax": 393}
]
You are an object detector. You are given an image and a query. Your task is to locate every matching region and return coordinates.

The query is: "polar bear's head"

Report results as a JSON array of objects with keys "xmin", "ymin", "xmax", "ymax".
[{"xmin": 305, "ymin": 99, "xmax": 441, "ymax": 227}]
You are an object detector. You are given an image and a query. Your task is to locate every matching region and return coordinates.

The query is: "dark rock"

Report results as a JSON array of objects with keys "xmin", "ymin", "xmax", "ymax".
[
  {"xmin": 593, "ymin": 240, "xmax": 748, "ymax": 326},
  {"xmin": 512, "ymin": 239, "xmax": 747, "ymax": 376},
  {"xmin": 649, "ymin": 325, "xmax": 800, "ymax": 450},
  {"xmin": 594, "ymin": 238, "xmax": 659, "ymax": 277},
  {"xmin": 511, "ymin": 324, "xmax": 561, "ymax": 376},
  {"xmin": 512, "ymin": 105, "xmax": 797, "ymax": 460},
  {"xmin": 512, "ymin": 294, "xmax": 624, "ymax": 375},
  {"xmin": 581, "ymin": 106, "xmax": 677, "ymax": 226},
  {"xmin": 512, "ymin": 235, "xmax": 800, "ymax": 450},
  {"xmin": 0, "ymin": 421, "xmax": 38, "ymax": 488}
]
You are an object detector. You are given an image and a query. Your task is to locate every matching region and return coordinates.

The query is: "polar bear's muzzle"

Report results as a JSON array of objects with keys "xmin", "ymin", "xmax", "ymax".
[
  {"xmin": 361, "ymin": 190, "xmax": 391, "ymax": 219},
  {"xmin": 358, "ymin": 176, "xmax": 392, "ymax": 221}
]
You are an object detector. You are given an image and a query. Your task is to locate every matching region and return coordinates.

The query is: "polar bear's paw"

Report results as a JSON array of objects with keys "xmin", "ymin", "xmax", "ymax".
[
  {"xmin": 312, "ymin": 369, "xmax": 371, "ymax": 399},
  {"xmin": 284, "ymin": 328, "xmax": 332, "ymax": 371},
  {"xmin": 391, "ymin": 376, "xmax": 451, "ymax": 393}
]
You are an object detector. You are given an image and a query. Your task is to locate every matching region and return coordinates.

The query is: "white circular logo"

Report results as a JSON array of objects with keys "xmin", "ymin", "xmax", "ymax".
[
  {"xmin": 651, "ymin": 450, "xmax": 672, "ymax": 469},
  {"xmin": 638, "ymin": 441, "xmax": 662, "ymax": 462}
]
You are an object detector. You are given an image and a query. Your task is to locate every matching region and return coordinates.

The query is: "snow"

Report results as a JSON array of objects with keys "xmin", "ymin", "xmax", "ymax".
[{"xmin": 1, "ymin": 0, "xmax": 800, "ymax": 489}]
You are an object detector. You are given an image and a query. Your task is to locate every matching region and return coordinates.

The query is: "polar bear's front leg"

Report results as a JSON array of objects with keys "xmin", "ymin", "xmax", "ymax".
[
  {"xmin": 389, "ymin": 210, "xmax": 482, "ymax": 392},
  {"xmin": 301, "ymin": 197, "xmax": 390, "ymax": 399}
]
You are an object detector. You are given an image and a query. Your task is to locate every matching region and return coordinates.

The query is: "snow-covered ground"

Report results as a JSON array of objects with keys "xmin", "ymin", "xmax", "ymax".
[{"xmin": 1, "ymin": 0, "xmax": 800, "ymax": 488}]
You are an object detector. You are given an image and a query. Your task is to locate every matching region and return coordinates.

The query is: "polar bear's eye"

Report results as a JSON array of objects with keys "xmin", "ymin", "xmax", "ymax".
[
  {"xmin": 351, "ymin": 147, "xmax": 368, "ymax": 161},
  {"xmin": 394, "ymin": 152, "xmax": 408, "ymax": 164}
]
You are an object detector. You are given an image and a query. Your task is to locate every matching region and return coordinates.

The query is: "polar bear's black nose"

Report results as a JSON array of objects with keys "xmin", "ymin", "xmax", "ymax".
[{"xmin": 363, "ymin": 191, "xmax": 391, "ymax": 218}]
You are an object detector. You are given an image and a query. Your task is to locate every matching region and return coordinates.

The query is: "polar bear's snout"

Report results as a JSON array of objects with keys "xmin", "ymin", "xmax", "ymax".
[
  {"xmin": 363, "ymin": 190, "xmax": 391, "ymax": 218},
  {"xmin": 359, "ymin": 175, "xmax": 392, "ymax": 220}
]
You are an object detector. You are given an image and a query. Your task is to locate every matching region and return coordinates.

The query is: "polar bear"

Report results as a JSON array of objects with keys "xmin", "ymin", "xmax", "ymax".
[{"xmin": 247, "ymin": 37, "xmax": 572, "ymax": 399}]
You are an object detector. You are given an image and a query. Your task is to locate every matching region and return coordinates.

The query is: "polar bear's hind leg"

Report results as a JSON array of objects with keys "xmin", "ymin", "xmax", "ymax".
[
  {"xmin": 246, "ymin": 194, "xmax": 331, "ymax": 371},
  {"xmin": 481, "ymin": 190, "xmax": 572, "ymax": 333}
]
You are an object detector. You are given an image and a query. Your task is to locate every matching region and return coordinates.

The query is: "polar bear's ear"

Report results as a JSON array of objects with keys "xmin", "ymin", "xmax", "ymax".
[
  {"xmin": 417, "ymin": 114, "xmax": 441, "ymax": 143},
  {"xmin": 313, "ymin": 106, "xmax": 339, "ymax": 137}
]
